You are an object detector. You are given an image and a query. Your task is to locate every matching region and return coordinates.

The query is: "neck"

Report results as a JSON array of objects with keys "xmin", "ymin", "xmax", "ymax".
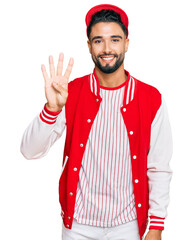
[{"xmin": 94, "ymin": 64, "xmax": 127, "ymax": 88}]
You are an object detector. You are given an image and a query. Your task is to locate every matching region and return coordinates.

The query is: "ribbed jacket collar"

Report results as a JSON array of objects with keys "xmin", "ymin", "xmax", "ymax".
[{"xmin": 90, "ymin": 69, "xmax": 135, "ymax": 106}]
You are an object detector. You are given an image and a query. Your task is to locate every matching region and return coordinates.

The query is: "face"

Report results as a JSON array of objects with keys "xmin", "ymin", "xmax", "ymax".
[{"xmin": 88, "ymin": 22, "xmax": 129, "ymax": 74}]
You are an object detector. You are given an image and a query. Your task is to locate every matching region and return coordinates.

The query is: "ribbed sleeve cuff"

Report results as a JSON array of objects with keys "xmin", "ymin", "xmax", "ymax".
[
  {"xmin": 39, "ymin": 104, "xmax": 62, "ymax": 125},
  {"xmin": 149, "ymin": 216, "xmax": 165, "ymax": 230}
]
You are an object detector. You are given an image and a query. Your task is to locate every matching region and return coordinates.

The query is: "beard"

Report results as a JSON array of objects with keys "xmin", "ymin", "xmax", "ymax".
[{"xmin": 91, "ymin": 52, "xmax": 125, "ymax": 74}]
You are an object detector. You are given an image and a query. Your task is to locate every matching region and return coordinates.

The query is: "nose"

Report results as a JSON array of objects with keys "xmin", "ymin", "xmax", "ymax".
[{"xmin": 103, "ymin": 40, "xmax": 112, "ymax": 54}]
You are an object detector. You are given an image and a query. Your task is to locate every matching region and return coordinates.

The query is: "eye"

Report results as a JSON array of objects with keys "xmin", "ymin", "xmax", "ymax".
[
  {"xmin": 94, "ymin": 40, "xmax": 102, "ymax": 44},
  {"xmin": 112, "ymin": 39, "xmax": 120, "ymax": 42}
]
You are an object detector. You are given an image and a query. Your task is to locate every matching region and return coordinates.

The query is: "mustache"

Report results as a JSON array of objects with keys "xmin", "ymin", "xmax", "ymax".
[{"xmin": 97, "ymin": 54, "xmax": 118, "ymax": 58}]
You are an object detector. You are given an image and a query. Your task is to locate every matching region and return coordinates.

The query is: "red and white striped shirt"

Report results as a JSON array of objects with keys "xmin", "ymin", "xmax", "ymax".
[{"xmin": 74, "ymin": 74, "xmax": 137, "ymax": 227}]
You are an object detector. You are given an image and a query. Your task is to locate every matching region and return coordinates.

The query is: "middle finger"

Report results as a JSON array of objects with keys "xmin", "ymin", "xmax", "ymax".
[{"xmin": 57, "ymin": 52, "xmax": 64, "ymax": 76}]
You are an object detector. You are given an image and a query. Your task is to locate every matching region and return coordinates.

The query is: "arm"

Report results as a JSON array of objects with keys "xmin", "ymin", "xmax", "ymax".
[
  {"xmin": 145, "ymin": 96, "xmax": 173, "ymax": 239},
  {"xmin": 20, "ymin": 104, "xmax": 66, "ymax": 159},
  {"xmin": 20, "ymin": 53, "xmax": 74, "ymax": 160}
]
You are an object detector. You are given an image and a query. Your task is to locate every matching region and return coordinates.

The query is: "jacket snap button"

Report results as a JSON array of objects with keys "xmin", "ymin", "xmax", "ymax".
[
  {"xmin": 80, "ymin": 143, "xmax": 84, "ymax": 147},
  {"xmin": 96, "ymin": 98, "xmax": 99, "ymax": 102},
  {"xmin": 69, "ymin": 192, "xmax": 73, "ymax": 196},
  {"xmin": 73, "ymin": 167, "xmax": 77, "ymax": 171},
  {"xmin": 129, "ymin": 131, "xmax": 134, "ymax": 135},
  {"xmin": 68, "ymin": 216, "xmax": 71, "ymax": 219},
  {"xmin": 66, "ymin": 224, "xmax": 70, "ymax": 227},
  {"xmin": 135, "ymin": 179, "xmax": 139, "ymax": 183},
  {"xmin": 123, "ymin": 108, "xmax": 126, "ymax": 112},
  {"xmin": 133, "ymin": 155, "xmax": 137, "ymax": 159},
  {"xmin": 138, "ymin": 203, "xmax": 142, "ymax": 208},
  {"xmin": 87, "ymin": 119, "xmax": 91, "ymax": 123}
]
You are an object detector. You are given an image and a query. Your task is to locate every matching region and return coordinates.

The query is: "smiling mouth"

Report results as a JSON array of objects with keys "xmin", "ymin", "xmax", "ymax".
[{"xmin": 100, "ymin": 55, "xmax": 115, "ymax": 63}]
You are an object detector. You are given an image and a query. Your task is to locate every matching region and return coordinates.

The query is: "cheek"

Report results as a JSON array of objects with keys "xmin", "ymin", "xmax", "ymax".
[
  {"xmin": 90, "ymin": 45, "xmax": 103, "ymax": 55},
  {"xmin": 110, "ymin": 44, "xmax": 125, "ymax": 54},
  {"xmin": 118, "ymin": 46, "xmax": 127, "ymax": 55}
]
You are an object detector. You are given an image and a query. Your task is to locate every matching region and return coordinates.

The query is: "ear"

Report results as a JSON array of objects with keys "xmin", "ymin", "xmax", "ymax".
[
  {"xmin": 87, "ymin": 39, "xmax": 91, "ymax": 54},
  {"xmin": 125, "ymin": 38, "xmax": 129, "ymax": 52}
]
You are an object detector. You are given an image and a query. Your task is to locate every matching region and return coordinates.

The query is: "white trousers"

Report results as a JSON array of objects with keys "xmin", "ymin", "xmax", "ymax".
[{"xmin": 62, "ymin": 218, "xmax": 141, "ymax": 240}]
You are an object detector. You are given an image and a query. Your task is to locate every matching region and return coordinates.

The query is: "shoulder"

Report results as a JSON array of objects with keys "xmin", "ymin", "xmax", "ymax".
[
  {"xmin": 68, "ymin": 73, "xmax": 90, "ymax": 90},
  {"xmin": 132, "ymin": 76, "xmax": 162, "ymax": 106},
  {"xmin": 133, "ymin": 76, "xmax": 161, "ymax": 97},
  {"xmin": 132, "ymin": 76, "xmax": 162, "ymax": 120}
]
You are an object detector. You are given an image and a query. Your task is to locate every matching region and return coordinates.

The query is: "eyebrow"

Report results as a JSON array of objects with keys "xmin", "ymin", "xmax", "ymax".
[
  {"xmin": 111, "ymin": 35, "xmax": 123, "ymax": 39},
  {"xmin": 91, "ymin": 36, "xmax": 102, "ymax": 41},
  {"xmin": 91, "ymin": 35, "xmax": 123, "ymax": 42}
]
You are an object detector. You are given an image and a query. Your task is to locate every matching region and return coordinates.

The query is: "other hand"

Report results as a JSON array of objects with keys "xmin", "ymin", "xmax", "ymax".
[{"xmin": 144, "ymin": 229, "xmax": 162, "ymax": 240}]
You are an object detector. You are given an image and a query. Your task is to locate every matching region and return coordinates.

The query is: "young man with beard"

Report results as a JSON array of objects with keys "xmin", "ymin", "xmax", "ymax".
[{"xmin": 21, "ymin": 4, "xmax": 173, "ymax": 240}]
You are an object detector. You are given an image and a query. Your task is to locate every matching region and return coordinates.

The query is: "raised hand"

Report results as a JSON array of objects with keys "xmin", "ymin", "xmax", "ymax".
[{"xmin": 41, "ymin": 53, "xmax": 74, "ymax": 112}]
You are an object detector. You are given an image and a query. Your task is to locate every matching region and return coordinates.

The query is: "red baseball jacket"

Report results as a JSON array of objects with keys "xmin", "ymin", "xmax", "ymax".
[
  {"xmin": 58, "ymin": 71, "xmax": 172, "ymax": 239},
  {"xmin": 21, "ymin": 70, "xmax": 173, "ymax": 240}
]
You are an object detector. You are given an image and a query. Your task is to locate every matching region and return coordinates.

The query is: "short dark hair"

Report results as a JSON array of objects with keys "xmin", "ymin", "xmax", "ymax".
[{"xmin": 87, "ymin": 9, "xmax": 128, "ymax": 39}]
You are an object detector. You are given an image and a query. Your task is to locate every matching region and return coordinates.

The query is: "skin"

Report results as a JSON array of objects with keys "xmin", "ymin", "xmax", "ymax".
[
  {"xmin": 41, "ymin": 21, "xmax": 163, "ymax": 240},
  {"xmin": 41, "ymin": 54, "xmax": 74, "ymax": 112},
  {"xmin": 144, "ymin": 229, "xmax": 162, "ymax": 240},
  {"xmin": 87, "ymin": 22, "xmax": 129, "ymax": 88}
]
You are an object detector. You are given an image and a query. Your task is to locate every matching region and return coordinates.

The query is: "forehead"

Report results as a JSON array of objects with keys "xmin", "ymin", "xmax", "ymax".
[{"xmin": 90, "ymin": 22, "xmax": 125, "ymax": 38}]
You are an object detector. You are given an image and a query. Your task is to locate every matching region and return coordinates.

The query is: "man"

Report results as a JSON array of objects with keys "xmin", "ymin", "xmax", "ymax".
[{"xmin": 21, "ymin": 4, "xmax": 173, "ymax": 240}]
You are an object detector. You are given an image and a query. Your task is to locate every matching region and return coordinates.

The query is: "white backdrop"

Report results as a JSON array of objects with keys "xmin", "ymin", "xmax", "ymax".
[{"xmin": 0, "ymin": 0, "xmax": 192, "ymax": 239}]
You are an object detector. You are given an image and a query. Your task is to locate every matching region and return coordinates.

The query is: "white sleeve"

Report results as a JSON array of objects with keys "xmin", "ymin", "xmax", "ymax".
[
  {"xmin": 147, "ymin": 96, "xmax": 173, "ymax": 229},
  {"xmin": 20, "ymin": 104, "xmax": 66, "ymax": 160}
]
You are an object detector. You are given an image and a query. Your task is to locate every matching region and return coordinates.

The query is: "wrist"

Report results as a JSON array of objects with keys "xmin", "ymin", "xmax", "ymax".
[
  {"xmin": 39, "ymin": 103, "xmax": 62, "ymax": 125},
  {"xmin": 149, "ymin": 216, "xmax": 165, "ymax": 230},
  {"xmin": 149, "ymin": 229, "xmax": 162, "ymax": 234},
  {"xmin": 46, "ymin": 103, "xmax": 63, "ymax": 113}
]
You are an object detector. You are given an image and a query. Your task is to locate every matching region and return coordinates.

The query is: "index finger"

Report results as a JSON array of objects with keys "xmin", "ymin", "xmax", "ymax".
[
  {"xmin": 41, "ymin": 64, "xmax": 49, "ymax": 83},
  {"xmin": 63, "ymin": 58, "xmax": 74, "ymax": 81}
]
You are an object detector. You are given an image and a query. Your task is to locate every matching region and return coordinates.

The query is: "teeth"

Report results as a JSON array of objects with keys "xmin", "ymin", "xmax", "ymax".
[{"xmin": 102, "ymin": 57, "xmax": 114, "ymax": 60}]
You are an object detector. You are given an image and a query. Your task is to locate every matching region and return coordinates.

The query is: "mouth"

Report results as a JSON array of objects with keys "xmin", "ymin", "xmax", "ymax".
[{"xmin": 100, "ymin": 55, "xmax": 116, "ymax": 64}]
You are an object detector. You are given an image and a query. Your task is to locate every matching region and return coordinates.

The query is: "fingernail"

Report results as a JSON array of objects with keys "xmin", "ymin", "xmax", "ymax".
[
  {"xmin": 60, "ymin": 52, "xmax": 64, "ymax": 58},
  {"xmin": 70, "ymin": 58, "xmax": 74, "ymax": 64},
  {"xmin": 49, "ymin": 55, "xmax": 53, "ymax": 62}
]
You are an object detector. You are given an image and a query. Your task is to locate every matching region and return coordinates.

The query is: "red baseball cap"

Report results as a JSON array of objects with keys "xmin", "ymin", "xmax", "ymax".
[{"xmin": 85, "ymin": 4, "xmax": 129, "ymax": 38}]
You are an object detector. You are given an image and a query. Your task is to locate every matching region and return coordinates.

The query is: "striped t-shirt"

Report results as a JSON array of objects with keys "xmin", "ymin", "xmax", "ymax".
[{"xmin": 74, "ymin": 78, "xmax": 137, "ymax": 227}]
